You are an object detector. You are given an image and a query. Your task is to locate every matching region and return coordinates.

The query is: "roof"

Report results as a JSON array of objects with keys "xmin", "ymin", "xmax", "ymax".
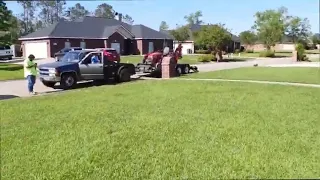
[{"xmin": 19, "ymin": 16, "xmax": 172, "ymax": 40}]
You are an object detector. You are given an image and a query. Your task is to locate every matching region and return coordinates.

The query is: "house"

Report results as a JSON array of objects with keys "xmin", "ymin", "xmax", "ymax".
[
  {"xmin": 18, "ymin": 16, "xmax": 173, "ymax": 59},
  {"xmin": 246, "ymin": 35, "xmax": 304, "ymax": 52},
  {"xmin": 161, "ymin": 24, "xmax": 241, "ymax": 55}
]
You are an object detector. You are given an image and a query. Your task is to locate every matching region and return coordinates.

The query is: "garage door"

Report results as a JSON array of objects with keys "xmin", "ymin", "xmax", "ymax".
[{"xmin": 25, "ymin": 42, "xmax": 48, "ymax": 59}]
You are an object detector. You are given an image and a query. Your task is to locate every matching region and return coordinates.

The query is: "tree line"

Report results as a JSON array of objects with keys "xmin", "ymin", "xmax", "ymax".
[
  {"xmin": 239, "ymin": 7, "xmax": 319, "ymax": 50},
  {"xmin": 0, "ymin": 0, "xmax": 134, "ymax": 46},
  {"xmin": 159, "ymin": 7, "xmax": 320, "ymax": 59}
]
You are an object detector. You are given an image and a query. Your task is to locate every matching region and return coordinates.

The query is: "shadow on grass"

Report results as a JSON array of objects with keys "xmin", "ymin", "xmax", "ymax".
[
  {"xmin": 0, "ymin": 64, "xmax": 23, "ymax": 71},
  {"xmin": 0, "ymin": 95, "xmax": 20, "ymax": 101},
  {"xmin": 52, "ymin": 78, "xmax": 145, "ymax": 91}
]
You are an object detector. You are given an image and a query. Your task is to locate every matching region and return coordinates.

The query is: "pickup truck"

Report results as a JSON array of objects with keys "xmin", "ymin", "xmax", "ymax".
[
  {"xmin": 38, "ymin": 49, "xmax": 136, "ymax": 90},
  {"xmin": 0, "ymin": 45, "xmax": 13, "ymax": 60}
]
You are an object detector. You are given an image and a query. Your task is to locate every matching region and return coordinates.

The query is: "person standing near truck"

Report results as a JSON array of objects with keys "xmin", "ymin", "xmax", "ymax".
[{"xmin": 24, "ymin": 54, "xmax": 37, "ymax": 95}]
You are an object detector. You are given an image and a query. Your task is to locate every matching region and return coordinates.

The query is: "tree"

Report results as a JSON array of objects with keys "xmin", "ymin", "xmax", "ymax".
[
  {"xmin": 252, "ymin": 7, "xmax": 288, "ymax": 50},
  {"xmin": 122, "ymin": 14, "xmax": 134, "ymax": 25},
  {"xmin": 37, "ymin": 0, "xmax": 66, "ymax": 27},
  {"xmin": 184, "ymin": 10, "xmax": 203, "ymax": 25},
  {"xmin": 159, "ymin": 21, "xmax": 169, "ymax": 31},
  {"xmin": 169, "ymin": 25, "xmax": 190, "ymax": 42},
  {"xmin": 0, "ymin": 1, "xmax": 15, "ymax": 46},
  {"xmin": 286, "ymin": 16, "xmax": 311, "ymax": 43},
  {"xmin": 239, "ymin": 30, "xmax": 257, "ymax": 48},
  {"xmin": 194, "ymin": 24, "xmax": 232, "ymax": 61},
  {"xmin": 17, "ymin": 0, "xmax": 35, "ymax": 35},
  {"xmin": 66, "ymin": 3, "xmax": 89, "ymax": 21},
  {"xmin": 311, "ymin": 34, "xmax": 320, "ymax": 45},
  {"xmin": 94, "ymin": 3, "xmax": 115, "ymax": 19}
]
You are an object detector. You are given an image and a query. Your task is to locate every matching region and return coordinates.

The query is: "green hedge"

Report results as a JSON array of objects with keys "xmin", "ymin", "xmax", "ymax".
[
  {"xmin": 259, "ymin": 50, "xmax": 275, "ymax": 57},
  {"xmin": 195, "ymin": 50, "xmax": 210, "ymax": 54},
  {"xmin": 197, "ymin": 54, "xmax": 216, "ymax": 62}
]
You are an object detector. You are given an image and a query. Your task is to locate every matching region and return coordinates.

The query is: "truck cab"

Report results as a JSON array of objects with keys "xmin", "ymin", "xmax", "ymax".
[{"xmin": 38, "ymin": 49, "xmax": 135, "ymax": 89}]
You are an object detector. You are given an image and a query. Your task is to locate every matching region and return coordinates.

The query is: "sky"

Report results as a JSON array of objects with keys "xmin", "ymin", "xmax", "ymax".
[{"xmin": 5, "ymin": 0, "xmax": 320, "ymax": 35}]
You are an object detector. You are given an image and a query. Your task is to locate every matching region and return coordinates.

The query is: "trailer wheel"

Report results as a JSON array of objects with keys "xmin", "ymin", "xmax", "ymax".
[
  {"xmin": 60, "ymin": 73, "xmax": 77, "ymax": 90},
  {"xmin": 117, "ymin": 68, "xmax": 131, "ymax": 82},
  {"xmin": 183, "ymin": 66, "xmax": 190, "ymax": 74},
  {"xmin": 176, "ymin": 66, "xmax": 182, "ymax": 76}
]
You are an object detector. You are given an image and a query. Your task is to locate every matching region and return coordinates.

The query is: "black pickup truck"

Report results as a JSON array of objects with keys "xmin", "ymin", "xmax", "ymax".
[{"xmin": 38, "ymin": 49, "xmax": 136, "ymax": 90}]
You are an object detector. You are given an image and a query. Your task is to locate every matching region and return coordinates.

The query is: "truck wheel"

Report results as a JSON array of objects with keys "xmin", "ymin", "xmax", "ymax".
[
  {"xmin": 117, "ymin": 68, "xmax": 131, "ymax": 82},
  {"xmin": 8, "ymin": 56, "xmax": 12, "ymax": 60},
  {"xmin": 60, "ymin": 73, "xmax": 77, "ymax": 90},
  {"xmin": 42, "ymin": 81, "xmax": 56, "ymax": 88}
]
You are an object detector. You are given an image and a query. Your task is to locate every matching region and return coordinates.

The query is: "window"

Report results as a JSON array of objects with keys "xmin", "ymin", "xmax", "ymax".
[
  {"xmin": 80, "ymin": 42, "xmax": 86, "ymax": 49},
  {"xmin": 64, "ymin": 42, "xmax": 71, "ymax": 48},
  {"xmin": 148, "ymin": 42, "xmax": 154, "ymax": 53},
  {"xmin": 82, "ymin": 53, "xmax": 102, "ymax": 64},
  {"xmin": 0, "ymin": 46, "xmax": 10, "ymax": 50}
]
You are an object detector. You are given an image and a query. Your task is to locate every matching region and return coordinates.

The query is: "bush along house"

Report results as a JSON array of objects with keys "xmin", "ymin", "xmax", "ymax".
[{"xmin": 18, "ymin": 16, "xmax": 174, "ymax": 59}]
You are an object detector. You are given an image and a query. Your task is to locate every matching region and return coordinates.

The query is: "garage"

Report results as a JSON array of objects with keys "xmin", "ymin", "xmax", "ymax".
[
  {"xmin": 174, "ymin": 41, "xmax": 194, "ymax": 55},
  {"xmin": 24, "ymin": 42, "xmax": 48, "ymax": 59}
]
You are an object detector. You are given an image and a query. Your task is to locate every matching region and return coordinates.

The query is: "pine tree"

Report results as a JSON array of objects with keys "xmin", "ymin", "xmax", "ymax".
[{"xmin": 0, "ymin": 1, "xmax": 13, "ymax": 46}]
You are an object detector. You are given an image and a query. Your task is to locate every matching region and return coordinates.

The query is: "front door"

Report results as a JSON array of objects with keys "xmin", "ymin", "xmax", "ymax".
[
  {"xmin": 111, "ymin": 43, "xmax": 120, "ymax": 54},
  {"xmin": 79, "ymin": 52, "xmax": 104, "ymax": 80}
]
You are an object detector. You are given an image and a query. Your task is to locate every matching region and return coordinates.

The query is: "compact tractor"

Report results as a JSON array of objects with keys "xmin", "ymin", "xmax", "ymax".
[{"xmin": 135, "ymin": 44, "xmax": 198, "ymax": 76}]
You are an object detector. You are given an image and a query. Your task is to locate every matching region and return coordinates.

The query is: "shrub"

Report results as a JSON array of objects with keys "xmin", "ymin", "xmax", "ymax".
[
  {"xmin": 234, "ymin": 49, "xmax": 240, "ymax": 54},
  {"xmin": 198, "ymin": 54, "xmax": 214, "ymax": 62},
  {"xmin": 245, "ymin": 49, "xmax": 254, "ymax": 53},
  {"xmin": 296, "ymin": 43, "xmax": 305, "ymax": 61},
  {"xmin": 259, "ymin": 50, "xmax": 275, "ymax": 57},
  {"xmin": 195, "ymin": 50, "xmax": 210, "ymax": 54}
]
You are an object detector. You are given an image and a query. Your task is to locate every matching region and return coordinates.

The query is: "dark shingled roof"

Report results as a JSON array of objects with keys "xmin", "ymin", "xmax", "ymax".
[{"xmin": 19, "ymin": 16, "xmax": 172, "ymax": 40}]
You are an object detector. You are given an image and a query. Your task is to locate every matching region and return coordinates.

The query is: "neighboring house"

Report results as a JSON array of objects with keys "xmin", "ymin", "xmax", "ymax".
[
  {"xmin": 18, "ymin": 16, "xmax": 173, "ymax": 58},
  {"xmin": 246, "ymin": 35, "xmax": 302, "ymax": 52},
  {"xmin": 161, "ymin": 24, "xmax": 241, "ymax": 55}
]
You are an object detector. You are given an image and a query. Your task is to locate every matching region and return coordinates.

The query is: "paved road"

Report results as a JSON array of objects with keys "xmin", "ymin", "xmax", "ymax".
[{"xmin": 0, "ymin": 57, "xmax": 296, "ymax": 100}]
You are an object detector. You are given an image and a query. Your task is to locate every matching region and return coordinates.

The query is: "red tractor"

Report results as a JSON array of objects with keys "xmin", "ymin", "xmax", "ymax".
[{"xmin": 136, "ymin": 44, "xmax": 197, "ymax": 76}]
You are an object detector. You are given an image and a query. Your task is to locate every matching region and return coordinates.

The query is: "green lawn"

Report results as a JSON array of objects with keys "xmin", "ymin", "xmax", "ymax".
[
  {"xmin": 184, "ymin": 67, "xmax": 320, "ymax": 84},
  {"xmin": 239, "ymin": 52, "xmax": 292, "ymax": 58},
  {"xmin": 305, "ymin": 50, "xmax": 320, "ymax": 54},
  {"xmin": 0, "ymin": 63, "xmax": 24, "ymax": 80},
  {"xmin": 1, "ymin": 80, "xmax": 320, "ymax": 179},
  {"xmin": 310, "ymin": 57, "xmax": 319, "ymax": 62},
  {"xmin": 122, "ymin": 55, "xmax": 201, "ymax": 65}
]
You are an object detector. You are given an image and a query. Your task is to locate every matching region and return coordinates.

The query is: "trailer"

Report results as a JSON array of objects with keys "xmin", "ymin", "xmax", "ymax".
[{"xmin": 135, "ymin": 44, "xmax": 198, "ymax": 77}]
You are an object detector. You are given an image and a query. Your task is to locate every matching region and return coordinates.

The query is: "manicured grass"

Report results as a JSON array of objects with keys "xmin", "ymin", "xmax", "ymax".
[
  {"xmin": 1, "ymin": 80, "xmax": 320, "ymax": 179},
  {"xmin": 239, "ymin": 52, "xmax": 292, "ymax": 58},
  {"xmin": 310, "ymin": 57, "xmax": 320, "ymax": 62},
  {"xmin": 184, "ymin": 67, "xmax": 320, "ymax": 84},
  {"xmin": 305, "ymin": 49, "xmax": 320, "ymax": 54},
  {"xmin": 121, "ymin": 55, "xmax": 201, "ymax": 64},
  {"xmin": 0, "ymin": 63, "xmax": 24, "ymax": 80}
]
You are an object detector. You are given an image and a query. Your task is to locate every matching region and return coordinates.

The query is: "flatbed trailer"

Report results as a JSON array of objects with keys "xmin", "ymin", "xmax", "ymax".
[{"xmin": 135, "ymin": 62, "xmax": 198, "ymax": 77}]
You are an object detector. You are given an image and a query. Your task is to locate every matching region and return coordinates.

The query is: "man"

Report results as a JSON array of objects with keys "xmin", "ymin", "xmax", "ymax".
[
  {"xmin": 24, "ymin": 54, "xmax": 37, "ymax": 95},
  {"xmin": 91, "ymin": 54, "xmax": 100, "ymax": 64}
]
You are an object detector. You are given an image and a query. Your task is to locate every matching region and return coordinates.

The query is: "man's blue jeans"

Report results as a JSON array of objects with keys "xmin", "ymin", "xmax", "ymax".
[{"xmin": 27, "ymin": 75, "xmax": 36, "ymax": 93}]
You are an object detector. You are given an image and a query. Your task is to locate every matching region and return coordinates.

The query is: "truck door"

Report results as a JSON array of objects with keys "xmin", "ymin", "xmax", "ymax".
[{"xmin": 79, "ymin": 52, "xmax": 104, "ymax": 80}]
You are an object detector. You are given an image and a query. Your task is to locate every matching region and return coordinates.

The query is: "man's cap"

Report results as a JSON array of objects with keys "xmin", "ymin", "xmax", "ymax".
[{"xmin": 28, "ymin": 54, "xmax": 35, "ymax": 59}]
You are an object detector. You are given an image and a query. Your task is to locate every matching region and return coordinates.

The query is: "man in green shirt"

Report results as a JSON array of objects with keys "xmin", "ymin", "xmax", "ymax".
[{"xmin": 24, "ymin": 54, "xmax": 37, "ymax": 95}]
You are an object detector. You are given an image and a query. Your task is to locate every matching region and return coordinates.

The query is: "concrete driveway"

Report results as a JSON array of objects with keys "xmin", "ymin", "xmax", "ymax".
[{"xmin": 0, "ymin": 57, "xmax": 295, "ymax": 100}]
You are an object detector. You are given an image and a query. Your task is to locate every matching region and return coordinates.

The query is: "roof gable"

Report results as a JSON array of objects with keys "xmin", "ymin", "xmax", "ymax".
[{"xmin": 19, "ymin": 16, "xmax": 172, "ymax": 40}]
